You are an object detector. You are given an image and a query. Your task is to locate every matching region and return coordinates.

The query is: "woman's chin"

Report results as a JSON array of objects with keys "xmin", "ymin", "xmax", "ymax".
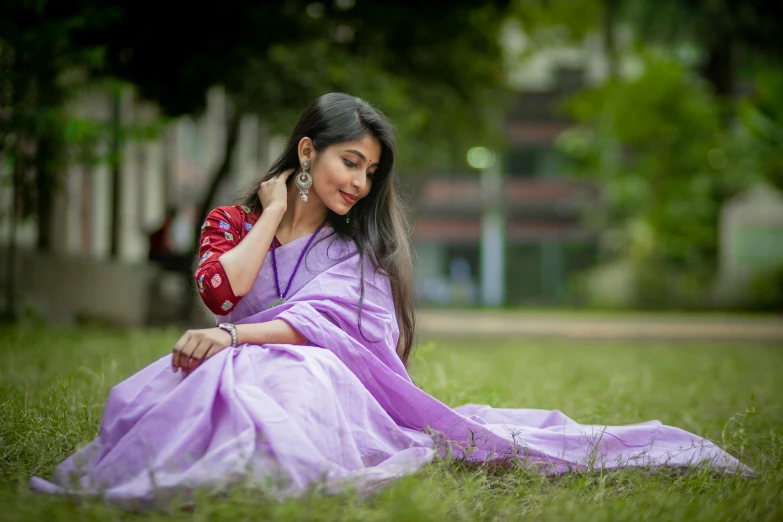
[{"xmin": 324, "ymin": 204, "xmax": 349, "ymax": 216}]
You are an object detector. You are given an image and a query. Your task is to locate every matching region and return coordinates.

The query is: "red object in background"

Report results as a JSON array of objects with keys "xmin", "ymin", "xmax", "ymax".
[
  {"xmin": 195, "ymin": 204, "xmax": 280, "ymax": 315},
  {"xmin": 148, "ymin": 219, "xmax": 173, "ymax": 259}
]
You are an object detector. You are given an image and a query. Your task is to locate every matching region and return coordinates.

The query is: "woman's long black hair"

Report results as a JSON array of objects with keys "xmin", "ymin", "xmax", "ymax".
[{"xmin": 241, "ymin": 93, "xmax": 416, "ymax": 366}]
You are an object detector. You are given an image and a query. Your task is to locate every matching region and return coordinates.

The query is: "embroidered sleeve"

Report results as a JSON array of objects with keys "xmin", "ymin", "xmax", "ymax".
[{"xmin": 194, "ymin": 206, "xmax": 244, "ymax": 315}]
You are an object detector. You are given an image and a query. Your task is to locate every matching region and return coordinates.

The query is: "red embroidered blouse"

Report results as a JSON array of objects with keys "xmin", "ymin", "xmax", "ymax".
[{"xmin": 194, "ymin": 204, "xmax": 280, "ymax": 315}]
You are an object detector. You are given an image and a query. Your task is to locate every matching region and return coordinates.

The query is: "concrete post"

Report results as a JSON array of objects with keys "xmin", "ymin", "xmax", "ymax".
[{"xmin": 480, "ymin": 161, "xmax": 505, "ymax": 306}]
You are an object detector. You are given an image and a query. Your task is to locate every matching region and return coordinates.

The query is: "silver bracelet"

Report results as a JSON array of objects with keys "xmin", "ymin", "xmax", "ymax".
[{"xmin": 218, "ymin": 323, "xmax": 238, "ymax": 347}]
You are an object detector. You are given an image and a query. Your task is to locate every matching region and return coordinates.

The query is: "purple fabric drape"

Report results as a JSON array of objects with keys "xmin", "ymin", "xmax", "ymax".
[{"xmin": 31, "ymin": 230, "xmax": 748, "ymax": 508}]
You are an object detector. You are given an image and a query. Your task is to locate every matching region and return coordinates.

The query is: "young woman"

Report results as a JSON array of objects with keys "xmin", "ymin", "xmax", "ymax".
[{"xmin": 31, "ymin": 93, "xmax": 748, "ymax": 508}]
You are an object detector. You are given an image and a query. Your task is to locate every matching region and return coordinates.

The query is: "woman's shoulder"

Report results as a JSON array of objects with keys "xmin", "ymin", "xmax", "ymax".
[
  {"xmin": 206, "ymin": 204, "xmax": 260, "ymax": 228},
  {"xmin": 207, "ymin": 203, "xmax": 253, "ymax": 218}
]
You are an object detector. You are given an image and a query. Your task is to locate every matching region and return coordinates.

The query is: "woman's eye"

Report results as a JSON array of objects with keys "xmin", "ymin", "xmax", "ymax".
[
  {"xmin": 343, "ymin": 158, "xmax": 357, "ymax": 168},
  {"xmin": 367, "ymin": 171, "xmax": 376, "ymax": 180}
]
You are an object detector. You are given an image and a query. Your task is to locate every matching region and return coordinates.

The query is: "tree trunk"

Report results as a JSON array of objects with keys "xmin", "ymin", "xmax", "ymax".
[
  {"xmin": 603, "ymin": 0, "xmax": 619, "ymax": 80},
  {"xmin": 109, "ymin": 90, "xmax": 122, "ymax": 259},
  {"xmin": 173, "ymin": 109, "xmax": 240, "ymax": 325},
  {"xmin": 2, "ymin": 150, "xmax": 22, "ymax": 322},
  {"xmin": 701, "ymin": 36, "xmax": 735, "ymax": 128},
  {"xmin": 702, "ymin": 37, "xmax": 734, "ymax": 99},
  {"xmin": 35, "ymin": 131, "xmax": 55, "ymax": 253},
  {"xmin": 190, "ymin": 109, "xmax": 242, "ymax": 257}
]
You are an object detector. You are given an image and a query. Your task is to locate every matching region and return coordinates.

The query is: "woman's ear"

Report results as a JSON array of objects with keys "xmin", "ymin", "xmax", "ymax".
[{"xmin": 298, "ymin": 137, "xmax": 314, "ymax": 165}]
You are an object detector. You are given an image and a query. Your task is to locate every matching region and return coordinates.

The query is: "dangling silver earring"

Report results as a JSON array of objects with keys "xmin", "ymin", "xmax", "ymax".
[
  {"xmin": 345, "ymin": 210, "xmax": 351, "ymax": 224},
  {"xmin": 296, "ymin": 160, "xmax": 312, "ymax": 203}
]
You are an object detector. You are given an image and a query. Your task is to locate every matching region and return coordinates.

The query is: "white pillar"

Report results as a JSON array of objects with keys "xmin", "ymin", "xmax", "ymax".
[
  {"xmin": 236, "ymin": 114, "xmax": 260, "ymax": 190},
  {"xmin": 92, "ymin": 144, "xmax": 111, "ymax": 259},
  {"xmin": 119, "ymin": 97, "xmax": 163, "ymax": 263},
  {"xmin": 117, "ymin": 89, "xmax": 140, "ymax": 262},
  {"xmin": 480, "ymin": 161, "xmax": 505, "ymax": 306},
  {"xmin": 257, "ymin": 119, "xmax": 271, "ymax": 174},
  {"xmin": 203, "ymin": 86, "xmax": 226, "ymax": 174},
  {"xmin": 269, "ymin": 135, "xmax": 286, "ymax": 167},
  {"xmin": 51, "ymin": 172, "xmax": 69, "ymax": 254},
  {"xmin": 64, "ymin": 165, "xmax": 83, "ymax": 255},
  {"xmin": 143, "ymin": 139, "xmax": 166, "ymax": 229},
  {"xmin": 119, "ymin": 139, "xmax": 144, "ymax": 262}
]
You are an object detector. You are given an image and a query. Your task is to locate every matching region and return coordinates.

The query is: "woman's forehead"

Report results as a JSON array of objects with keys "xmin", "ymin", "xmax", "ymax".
[{"xmin": 334, "ymin": 135, "xmax": 381, "ymax": 160}]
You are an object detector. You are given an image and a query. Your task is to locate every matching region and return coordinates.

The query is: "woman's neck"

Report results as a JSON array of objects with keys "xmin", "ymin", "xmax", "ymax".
[{"xmin": 277, "ymin": 182, "xmax": 328, "ymax": 239}]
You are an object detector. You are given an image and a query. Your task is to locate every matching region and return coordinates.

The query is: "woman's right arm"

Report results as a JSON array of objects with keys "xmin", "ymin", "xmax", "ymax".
[
  {"xmin": 195, "ymin": 170, "xmax": 293, "ymax": 314},
  {"xmin": 219, "ymin": 169, "xmax": 294, "ymax": 296},
  {"xmin": 216, "ymin": 202, "xmax": 284, "ymax": 297}
]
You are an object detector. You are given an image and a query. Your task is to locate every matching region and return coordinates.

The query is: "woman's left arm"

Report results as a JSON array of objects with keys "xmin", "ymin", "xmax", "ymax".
[{"xmin": 171, "ymin": 320, "xmax": 308, "ymax": 374}]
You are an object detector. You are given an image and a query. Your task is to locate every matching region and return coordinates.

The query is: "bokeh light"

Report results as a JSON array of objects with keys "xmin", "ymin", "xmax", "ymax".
[{"xmin": 467, "ymin": 146, "xmax": 496, "ymax": 169}]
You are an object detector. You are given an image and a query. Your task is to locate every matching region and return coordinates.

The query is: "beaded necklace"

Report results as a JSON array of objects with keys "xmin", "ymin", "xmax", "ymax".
[{"xmin": 266, "ymin": 220, "xmax": 327, "ymax": 309}]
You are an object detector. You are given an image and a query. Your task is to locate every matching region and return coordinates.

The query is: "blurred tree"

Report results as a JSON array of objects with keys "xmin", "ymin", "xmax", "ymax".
[
  {"xmin": 0, "ymin": 0, "xmax": 119, "ymax": 319},
  {"xmin": 735, "ymin": 69, "xmax": 783, "ymax": 191},
  {"xmin": 511, "ymin": 0, "xmax": 783, "ymax": 99},
  {"xmin": 0, "ymin": 0, "xmax": 117, "ymax": 252},
  {"xmin": 2, "ymin": 0, "xmax": 513, "ymax": 242},
  {"xmin": 511, "ymin": 0, "xmax": 783, "ymax": 307},
  {"xmin": 557, "ymin": 54, "xmax": 748, "ymax": 306},
  {"xmin": 1, "ymin": 0, "xmax": 514, "ymax": 319},
  {"xmin": 624, "ymin": 0, "xmax": 783, "ymax": 101},
  {"xmin": 71, "ymin": 0, "xmax": 513, "ymax": 254}
]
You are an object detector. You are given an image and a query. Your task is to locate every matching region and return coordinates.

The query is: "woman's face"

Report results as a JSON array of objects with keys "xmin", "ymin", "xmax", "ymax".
[{"xmin": 302, "ymin": 134, "xmax": 381, "ymax": 215}]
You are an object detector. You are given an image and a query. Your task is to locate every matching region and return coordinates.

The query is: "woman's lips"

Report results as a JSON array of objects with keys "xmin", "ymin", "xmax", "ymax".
[{"xmin": 340, "ymin": 191, "xmax": 357, "ymax": 204}]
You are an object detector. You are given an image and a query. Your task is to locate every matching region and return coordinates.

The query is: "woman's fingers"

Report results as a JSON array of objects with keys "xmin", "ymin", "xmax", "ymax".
[
  {"xmin": 172, "ymin": 328, "xmax": 233, "ymax": 375},
  {"xmin": 184, "ymin": 337, "xmax": 210, "ymax": 373},
  {"xmin": 172, "ymin": 331, "xmax": 204, "ymax": 374},
  {"xmin": 183, "ymin": 343, "xmax": 218, "ymax": 376},
  {"xmin": 171, "ymin": 331, "xmax": 192, "ymax": 372},
  {"xmin": 194, "ymin": 340, "xmax": 218, "ymax": 368},
  {"xmin": 267, "ymin": 168, "xmax": 293, "ymax": 185},
  {"xmin": 258, "ymin": 169, "xmax": 295, "ymax": 210}
]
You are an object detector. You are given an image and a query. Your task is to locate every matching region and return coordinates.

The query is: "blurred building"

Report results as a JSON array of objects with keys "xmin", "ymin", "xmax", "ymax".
[
  {"xmin": 411, "ymin": 20, "xmax": 631, "ymax": 308},
  {"xmin": 414, "ymin": 66, "xmax": 602, "ymax": 308},
  {"xmin": 0, "ymin": 86, "xmax": 266, "ymax": 325},
  {"xmin": 414, "ymin": 176, "xmax": 600, "ymax": 307},
  {"xmin": 0, "ymin": 29, "xmax": 614, "ymax": 322}
]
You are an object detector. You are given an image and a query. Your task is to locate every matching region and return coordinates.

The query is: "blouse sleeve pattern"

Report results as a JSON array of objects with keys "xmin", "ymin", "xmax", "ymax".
[{"xmin": 194, "ymin": 206, "xmax": 246, "ymax": 315}]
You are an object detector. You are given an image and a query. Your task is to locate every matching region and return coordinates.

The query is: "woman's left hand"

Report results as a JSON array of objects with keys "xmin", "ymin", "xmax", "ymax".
[{"xmin": 171, "ymin": 328, "xmax": 233, "ymax": 375}]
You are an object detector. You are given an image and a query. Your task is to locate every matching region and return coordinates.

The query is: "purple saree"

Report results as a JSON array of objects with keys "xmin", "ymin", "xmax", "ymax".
[{"xmin": 31, "ymin": 229, "xmax": 748, "ymax": 506}]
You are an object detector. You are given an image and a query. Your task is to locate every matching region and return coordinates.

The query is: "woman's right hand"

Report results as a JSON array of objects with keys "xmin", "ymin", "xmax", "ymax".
[{"xmin": 258, "ymin": 168, "xmax": 295, "ymax": 211}]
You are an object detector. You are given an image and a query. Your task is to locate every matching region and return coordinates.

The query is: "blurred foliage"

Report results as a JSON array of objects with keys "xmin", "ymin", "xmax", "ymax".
[
  {"xmin": 0, "ymin": 0, "xmax": 514, "ymax": 261},
  {"xmin": 736, "ymin": 68, "xmax": 783, "ymax": 191},
  {"xmin": 0, "ymin": 0, "xmax": 120, "ymax": 246},
  {"xmin": 2, "ymin": 0, "xmax": 782, "ymax": 311},
  {"xmin": 620, "ymin": 0, "xmax": 783, "ymax": 111},
  {"xmin": 509, "ymin": 0, "xmax": 603, "ymax": 44},
  {"xmin": 558, "ymin": 53, "xmax": 783, "ymax": 309},
  {"xmin": 510, "ymin": 0, "xmax": 783, "ymax": 95},
  {"xmin": 623, "ymin": 0, "xmax": 783, "ymax": 62},
  {"xmin": 509, "ymin": 0, "xmax": 783, "ymax": 309},
  {"xmin": 748, "ymin": 264, "xmax": 783, "ymax": 312},
  {"xmin": 0, "ymin": 1, "xmax": 117, "ymax": 153},
  {"xmin": 69, "ymin": 0, "xmax": 513, "ymax": 174},
  {"xmin": 555, "ymin": 53, "xmax": 756, "ymax": 307},
  {"xmin": 231, "ymin": 37, "xmax": 508, "ymax": 174}
]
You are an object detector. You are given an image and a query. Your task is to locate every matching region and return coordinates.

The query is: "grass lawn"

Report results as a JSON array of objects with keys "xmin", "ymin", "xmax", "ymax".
[{"xmin": 1, "ymin": 322, "xmax": 781, "ymax": 521}]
